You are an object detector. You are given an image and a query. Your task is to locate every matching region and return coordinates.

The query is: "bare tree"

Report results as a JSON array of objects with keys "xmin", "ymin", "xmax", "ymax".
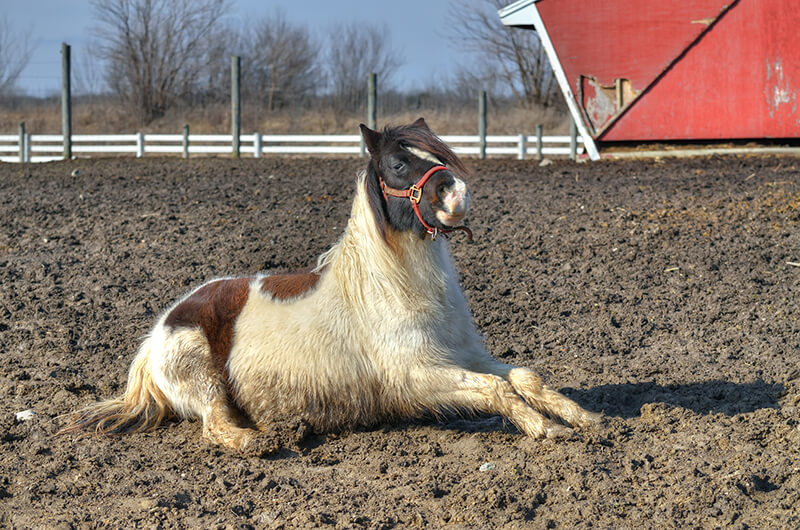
[
  {"xmin": 192, "ymin": 22, "xmax": 238, "ymax": 106},
  {"xmin": 242, "ymin": 11, "xmax": 320, "ymax": 111},
  {"xmin": 0, "ymin": 16, "xmax": 34, "ymax": 97},
  {"xmin": 91, "ymin": 0, "xmax": 230, "ymax": 124},
  {"xmin": 325, "ymin": 22, "xmax": 401, "ymax": 117},
  {"xmin": 449, "ymin": 60, "xmax": 506, "ymax": 104},
  {"xmin": 450, "ymin": 0, "xmax": 560, "ymax": 109},
  {"xmin": 73, "ymin": 43, "xmax": 106, "ymax": 96}
]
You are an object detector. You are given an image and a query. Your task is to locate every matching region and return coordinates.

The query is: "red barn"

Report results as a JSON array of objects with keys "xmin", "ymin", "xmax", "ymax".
[{"xmin": 500, "ymin": 0, "xmax": 800, "ymax": 160}]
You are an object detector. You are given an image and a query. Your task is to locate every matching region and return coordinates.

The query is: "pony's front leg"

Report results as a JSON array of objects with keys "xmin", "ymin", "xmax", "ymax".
[
  {"xmin": 427, "ymin": 369, "xmax": 572, "ymax": 438},
  {"xmin": 505, "ymin": 367, "xmax": 600, "ymax": 428},
  {"xmin": 476, "ymin": 361, "xmax": 599, "ymax": 429}
]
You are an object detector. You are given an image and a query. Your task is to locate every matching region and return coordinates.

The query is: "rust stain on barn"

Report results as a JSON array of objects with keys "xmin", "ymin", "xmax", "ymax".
[{"xmin": 499, "ymin": 0, "xmax": 800, "ymax": 159}]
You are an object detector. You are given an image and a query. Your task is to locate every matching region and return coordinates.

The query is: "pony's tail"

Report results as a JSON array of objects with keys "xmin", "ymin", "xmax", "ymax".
[{"xmin": 59, "ymin": 337, "xmax": 173, "ymax": 436}]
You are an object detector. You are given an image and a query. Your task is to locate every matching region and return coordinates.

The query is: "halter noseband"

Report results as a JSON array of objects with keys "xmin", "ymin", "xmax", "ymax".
[{"xmin": 379, "ymin": 165, "xmax": 473, "ymax": 240}]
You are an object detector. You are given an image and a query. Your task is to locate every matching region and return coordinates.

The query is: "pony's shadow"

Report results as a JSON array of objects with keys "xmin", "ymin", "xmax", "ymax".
[
  {"xmin": 562, "ymin": 379, "xmax": 784, "ymax": 418},
  {"xmin": 361, "ymin": 379, "xmax": 785, "ymax": 437}
]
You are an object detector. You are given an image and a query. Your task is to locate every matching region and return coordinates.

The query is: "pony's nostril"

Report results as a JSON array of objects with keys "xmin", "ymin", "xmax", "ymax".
[
  {"xmin": 460, "ymin": 190, "xmax": 471, "ymax": 212},
  {"xmin": 443, "ymin": 188, "xmax": 469, "ymax": 216},
  {"xmin": 440, "ymin": 178, "xmax": 469, "ymax": 213}
]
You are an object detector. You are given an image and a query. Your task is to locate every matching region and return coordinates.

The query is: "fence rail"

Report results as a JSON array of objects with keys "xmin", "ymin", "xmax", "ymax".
[{"xmin": 0, "ymin": 132, "xmax": 584, "ymax": 163}]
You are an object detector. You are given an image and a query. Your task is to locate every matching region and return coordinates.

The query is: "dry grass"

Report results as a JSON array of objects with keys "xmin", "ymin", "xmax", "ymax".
[{"xmin": 1, "ymin": 101, "xmax": 570, "ymax": 136}]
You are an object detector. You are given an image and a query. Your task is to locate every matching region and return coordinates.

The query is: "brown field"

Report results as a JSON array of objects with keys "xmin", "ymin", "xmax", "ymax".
[{"xmin": 0, "ymin": 154, "xmax": 798, "ymax": 528}]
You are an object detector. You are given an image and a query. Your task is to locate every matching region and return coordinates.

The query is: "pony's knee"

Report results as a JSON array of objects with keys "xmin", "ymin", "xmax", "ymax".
[
  {"xmin": 506, "ymin": 367, "xmax": 544, "ymax": 393},
  {"xmin": 506, "ymin": 367, "xmax": 599, "ymax": 429}
]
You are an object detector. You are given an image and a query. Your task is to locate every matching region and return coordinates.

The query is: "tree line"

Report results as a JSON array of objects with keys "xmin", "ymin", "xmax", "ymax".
[{"xmin": 0, "ymin": 0, "xmax": 563, "ymax": 126}]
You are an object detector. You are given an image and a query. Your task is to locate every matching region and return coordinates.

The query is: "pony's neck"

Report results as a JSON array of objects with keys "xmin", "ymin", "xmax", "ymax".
[{"xmin": 317, "ymin": 175, "xmax": 452, "ymax": 313}]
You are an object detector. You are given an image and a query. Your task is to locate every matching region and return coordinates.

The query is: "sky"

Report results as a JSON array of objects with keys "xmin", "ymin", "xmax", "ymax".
[{"xmin": 5, "ymin": 0, "xmax": 485, "ymax": 97}]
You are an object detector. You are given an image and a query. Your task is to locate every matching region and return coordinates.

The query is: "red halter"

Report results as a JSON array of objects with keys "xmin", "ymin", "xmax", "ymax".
[{"xmin": 380, "ymin": 165, "xmax": 473, "ymax": 240}]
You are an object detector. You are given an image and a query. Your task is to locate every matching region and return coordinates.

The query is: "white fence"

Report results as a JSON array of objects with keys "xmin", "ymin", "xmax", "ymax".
[{"xmin": 0, "ymin": 132, "xmax": 583, "ymax": 163}]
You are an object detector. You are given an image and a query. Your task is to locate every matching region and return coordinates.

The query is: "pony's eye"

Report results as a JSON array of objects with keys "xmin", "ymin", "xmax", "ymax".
[{"xmin": 392, "ymin": 162, "xmax": 405, "ymax": 172}]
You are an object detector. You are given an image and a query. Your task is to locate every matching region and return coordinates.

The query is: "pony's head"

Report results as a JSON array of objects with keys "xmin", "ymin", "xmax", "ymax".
[{"xmin": 360, "ymin": 118, "xmax": 471, "ymax": 241}]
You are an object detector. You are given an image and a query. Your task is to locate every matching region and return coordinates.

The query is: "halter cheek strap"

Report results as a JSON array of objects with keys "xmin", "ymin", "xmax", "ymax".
[{"xmin": 380, "ymin": 165, "xmax": 473, "ymax": 240}]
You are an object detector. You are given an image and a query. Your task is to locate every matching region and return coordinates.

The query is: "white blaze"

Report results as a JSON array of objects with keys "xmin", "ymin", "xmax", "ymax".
[{"xmin": 406, "ymin": 146, "xmax": 442, "ymax": 165}]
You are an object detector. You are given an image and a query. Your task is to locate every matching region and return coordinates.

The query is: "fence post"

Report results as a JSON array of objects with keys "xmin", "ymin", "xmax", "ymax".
[
  {"xmin": 361, "ymin": 72, "xmax": 377, "ymax": 158},
  {"xmin": 24, "ymin": 133, "xmax": 31, "ymax": 163},
  {"xmin": 368, "ymin": 72, "xmax": 377, "ymax": 130},
  {"xmin": 61, "ymin": 42, "xmax": 72, "ymax": 160},
  {"xmin": 569, "ymin": 117, "xmax": 577, "ymax": 161},
  {"xmin": 231, "ymin": 55, "xmax": 241, "ymax": 158},
  {"xmin": 253, "ymin": 132, "xmax": 262, "ymax": 159},
  {"xmin": 478, "ymin": 90, "xmax": 487, "ymax": 160},
  {"xmin": 536, "ymin": 124, "xmax": 543, "ymax": 160},
  {"xmin": 136, "ymin": 132, "xmax": 144, "ymax": 158},
  {"xmin": 182, "ymin": 124, "xmax": 189, "ymax": 159},
  {"xmin": 518, "ymin": 134, "xmax": 526, "ymax": 160},
  {"xmin": 18, "ymin": 122, "xmax": 25, "ymax": 163}
]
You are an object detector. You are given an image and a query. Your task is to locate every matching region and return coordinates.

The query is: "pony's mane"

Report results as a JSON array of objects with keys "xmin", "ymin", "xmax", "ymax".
[{"xmin": 384, "ymin": 124, "xmax": 469, "ymax": 178}]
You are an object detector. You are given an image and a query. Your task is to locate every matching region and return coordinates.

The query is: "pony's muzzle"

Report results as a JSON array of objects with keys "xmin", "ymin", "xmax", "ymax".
[{"xmin": 436, "ymin": 177, "xmax": 470, "ymax": 226}]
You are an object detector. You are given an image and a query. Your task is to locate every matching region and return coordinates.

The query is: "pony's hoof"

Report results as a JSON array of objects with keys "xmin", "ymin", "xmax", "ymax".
[
  {"xmin": 544, "ymin": 424, "xmax": 575, "ymax": 440},
  {"xmin": 574, "ymin": 410, "xmax": 603, "ymax": 429}
]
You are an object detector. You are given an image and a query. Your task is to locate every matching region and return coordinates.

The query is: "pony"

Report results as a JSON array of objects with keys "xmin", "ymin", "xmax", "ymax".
[{"xmin": 62, "ymin": 118, "xmax": 597, "ymax": 452}]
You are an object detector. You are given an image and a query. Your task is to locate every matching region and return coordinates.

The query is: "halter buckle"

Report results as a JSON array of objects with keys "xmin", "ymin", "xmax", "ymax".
[{"xmin": 409, "ymin": 185, "xmax": 422, "ymax": 203}]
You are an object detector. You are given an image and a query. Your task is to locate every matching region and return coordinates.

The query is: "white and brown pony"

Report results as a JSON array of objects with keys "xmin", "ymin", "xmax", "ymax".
[{"xmin": 63, "ymin": 118, "xmax": 596, "ymax": 452}]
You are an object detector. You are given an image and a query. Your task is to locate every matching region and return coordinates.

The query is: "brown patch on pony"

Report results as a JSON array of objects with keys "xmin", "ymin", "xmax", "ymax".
[
  {"xmin": 164, "ymin": 277, "xmax": 251, "ymax": 376},
  {"xmin": 260, "ymin": 272, "xmax": 321, "ymax": 301}
]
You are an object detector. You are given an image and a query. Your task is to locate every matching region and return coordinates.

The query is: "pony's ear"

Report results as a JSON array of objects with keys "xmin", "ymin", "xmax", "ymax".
[
  {"xmin": 412, "ymin": 117, "xmax": 429, "ymax": 130},
  {"xmin": 359, "ymin": 124, "xmax": 382, "ymax": 157}
]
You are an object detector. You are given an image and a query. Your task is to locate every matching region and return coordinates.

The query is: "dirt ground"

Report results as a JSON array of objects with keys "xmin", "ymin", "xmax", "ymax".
[{"xmin": 0, "ymin": 154, "xmax": 798, "ymax": 528}]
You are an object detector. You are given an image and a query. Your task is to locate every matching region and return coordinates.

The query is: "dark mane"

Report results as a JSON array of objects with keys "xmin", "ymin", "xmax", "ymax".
[
  {"xmin": 365, "ymin": 163, "xmax": 389, "ymax": 241},
  {"xmin": 383, "ymin": 124, "xmax": 469, "ymax": 178}
]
